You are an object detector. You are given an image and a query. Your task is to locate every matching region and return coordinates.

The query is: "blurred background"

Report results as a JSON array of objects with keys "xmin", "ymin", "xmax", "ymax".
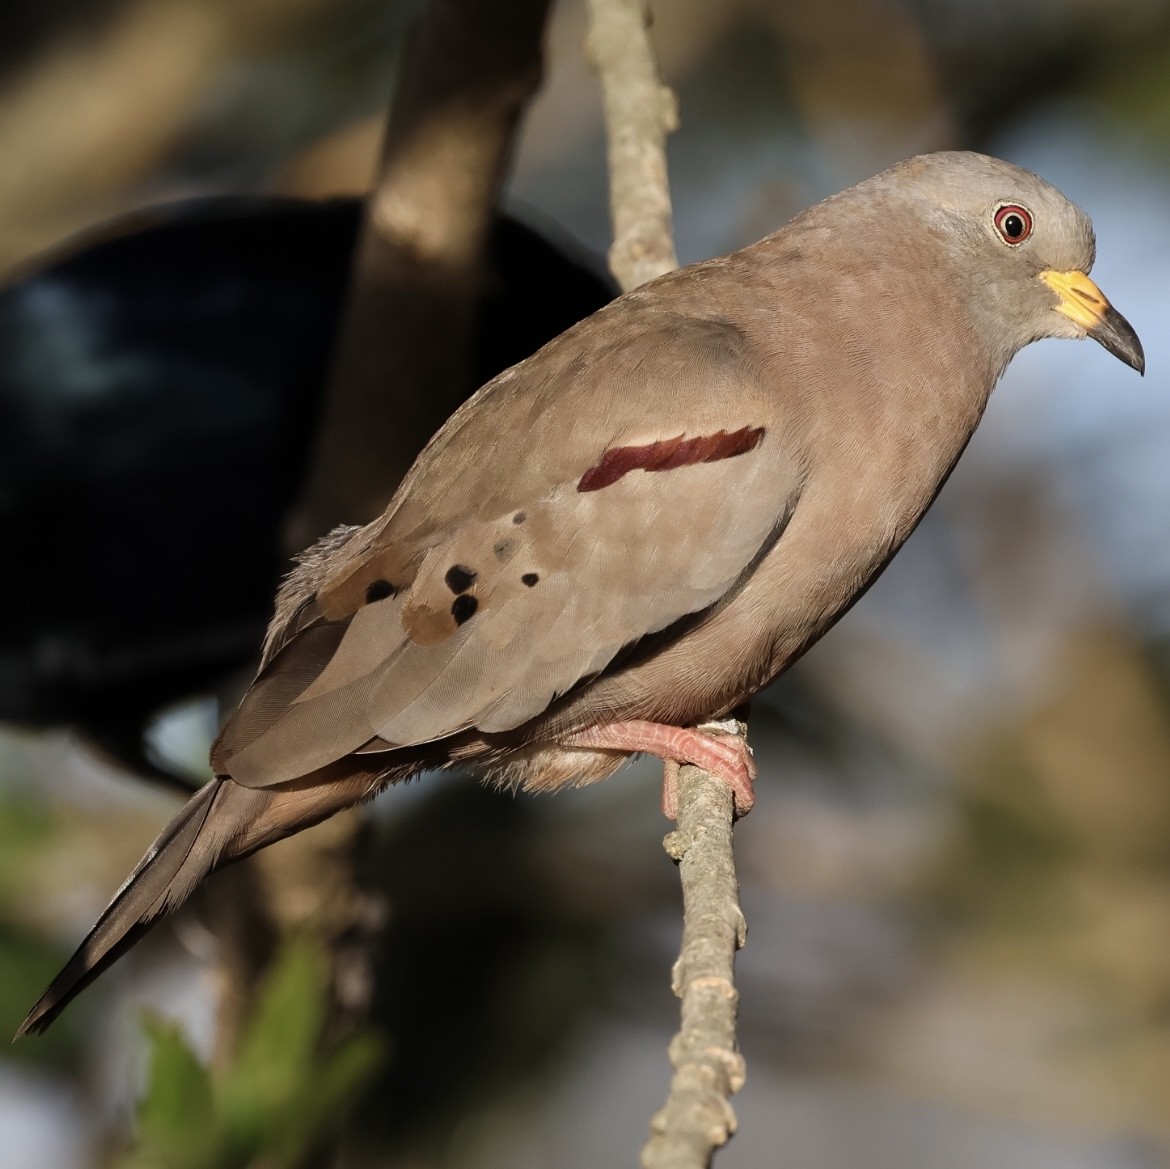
[{"xmin": 3, "ymin": 0, "xmax": 1170, "ymax": 1165}]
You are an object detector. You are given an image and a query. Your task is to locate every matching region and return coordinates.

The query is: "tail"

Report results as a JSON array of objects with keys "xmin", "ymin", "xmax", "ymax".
[{"xmin": 16, "ymin": 767, "xmax": 378, "ymax": 1038}]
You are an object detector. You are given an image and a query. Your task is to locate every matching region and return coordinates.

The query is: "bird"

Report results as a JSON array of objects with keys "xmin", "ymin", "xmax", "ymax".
[
  {"xmin": 18, "ymin": 151, "xmax": 1144, "ymax": 1037},
  {"xmin": 0, "ymin": 198, "xmax": 613, "ymax": 781}
]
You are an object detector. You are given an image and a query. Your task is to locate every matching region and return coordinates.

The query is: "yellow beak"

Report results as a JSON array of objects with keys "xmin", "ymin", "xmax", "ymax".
[{"xmin": 1039, "ymin": 269, "xmax": 1145, "ymax": 373}]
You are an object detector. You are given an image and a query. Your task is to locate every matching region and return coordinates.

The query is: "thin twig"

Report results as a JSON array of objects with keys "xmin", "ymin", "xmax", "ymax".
[
  {"xmin": 643, "ymin": 732, "xmax": 749, "ymax": 1169},
  {"xmin": 586, "ymin": 0, "xmax": 678, "ymax": 290},
  {"xmin": 586, "ymin": 2, "xmax": 748, "ymax": 1163}
]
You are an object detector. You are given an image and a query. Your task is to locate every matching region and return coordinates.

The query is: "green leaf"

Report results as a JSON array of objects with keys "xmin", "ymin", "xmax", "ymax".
[
  {"xmin": 276, "ymin": 1031, "xmax": 386, "ymax": 1165},
  {"xmin": 132, "ymin": 1016, "xmax": 218, "ymax": 1169},
  {"xmin": 215, "ymin": 938, "xmax": 330, "ymax": 1151},
  {"xmin": 119, "ymin": 938, "xmax": 384, "ymax": 1169}
]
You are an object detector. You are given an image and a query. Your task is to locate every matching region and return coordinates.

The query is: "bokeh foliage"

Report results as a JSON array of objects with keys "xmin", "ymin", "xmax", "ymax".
[{"xmin": 122, "ymin": 939, "xmax": 382, "ymax": 1169}]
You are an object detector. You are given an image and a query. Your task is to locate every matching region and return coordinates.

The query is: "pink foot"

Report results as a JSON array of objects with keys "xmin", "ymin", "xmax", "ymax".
[{"xmin": 560, "ymin": 720, "xmax": 756, "ymax": 819}]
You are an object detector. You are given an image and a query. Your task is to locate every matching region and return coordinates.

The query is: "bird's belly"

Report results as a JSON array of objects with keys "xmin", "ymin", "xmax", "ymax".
[{"xmin": 572, "ymin": 481, "xmax": 940, "ymax": 728}]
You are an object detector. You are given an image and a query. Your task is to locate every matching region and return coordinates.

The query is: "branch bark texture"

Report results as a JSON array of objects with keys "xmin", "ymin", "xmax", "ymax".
[
  {"xmin": 587, "ymin": 2, "xmax": 747, "ymax": 1163},
  {"xmin": 586, "ymin": 0, "xmax": 679, "ymax": 290},
  {"xmin": 643, "ymin": 736, "xmax": 749, "ymax": 1169}
]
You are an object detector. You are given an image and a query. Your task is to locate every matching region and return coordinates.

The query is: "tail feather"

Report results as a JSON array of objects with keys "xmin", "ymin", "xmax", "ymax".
[
  {"xmin": 18, "ymin": 762, "xmax": 396, "ymax": 1038},
  {"xmin": 16, "ymin": 780, "xmax": 233, "ymax": 1037}
]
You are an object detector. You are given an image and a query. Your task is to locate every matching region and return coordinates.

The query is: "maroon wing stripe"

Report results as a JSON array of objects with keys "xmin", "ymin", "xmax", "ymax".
[{"xmin": 577, "ymin": 425, "xmax": 765, "ymax": 492}]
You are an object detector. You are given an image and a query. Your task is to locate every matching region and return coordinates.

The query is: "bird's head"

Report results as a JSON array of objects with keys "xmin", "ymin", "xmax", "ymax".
[{"xmin": 865, "ymin": 151, "xmax": 1144, "ymax": 376}]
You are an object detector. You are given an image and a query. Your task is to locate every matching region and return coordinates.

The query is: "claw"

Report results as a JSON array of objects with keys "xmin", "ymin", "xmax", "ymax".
[{"xmin": 561, "ymin": 719, "xmax": 757, "ymax": 820}]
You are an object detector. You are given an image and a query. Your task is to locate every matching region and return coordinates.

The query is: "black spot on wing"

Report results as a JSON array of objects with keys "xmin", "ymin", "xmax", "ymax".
[
  {"xmin": 365, "ymin": 580, "xmax": 397, "ymax": 604},
  {"xmin": 521, "ymin": 573, "xmax": 539, "ymax": 587},
  {"xmin": 451, "ymin": 594, "xmax": 479, "ymax": 625},
  {"xmin": 445, "ymin": 565, "xmax": 477, "ymax": 594}
]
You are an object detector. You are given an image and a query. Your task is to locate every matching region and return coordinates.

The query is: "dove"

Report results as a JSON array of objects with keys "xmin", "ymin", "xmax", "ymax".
[{"xmin": 19, "ymin": 151, "xmax": 1144, "ymax": 1037}]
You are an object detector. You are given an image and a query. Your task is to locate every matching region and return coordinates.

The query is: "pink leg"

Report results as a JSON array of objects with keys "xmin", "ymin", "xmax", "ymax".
[
  {"xmin": 661, "ymin": 759, "xmax": 681, "ymax": 820},
  {"xmin": 560, "ymin": 720, "xmax": 756, "ymax": 819}
]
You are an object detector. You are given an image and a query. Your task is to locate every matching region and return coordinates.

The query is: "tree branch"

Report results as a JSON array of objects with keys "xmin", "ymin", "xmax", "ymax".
[
  {"xmin": 586, "ymin": 2, "xmax": 747, "ymax": 1162},
  {"xmin": 586, "ymin": 0, "xmax": 678, "ymax": 291},
  {"xmin": 647, "ymin": 745, "xmax": 748, "ymax": 1169},
  {"xmin": 213, "ymin": 0, "xmax": 552, "ymax": 1062},
  {"xmin": 288, "ymin": 0, "xmax": 552, "ymax": 544}
]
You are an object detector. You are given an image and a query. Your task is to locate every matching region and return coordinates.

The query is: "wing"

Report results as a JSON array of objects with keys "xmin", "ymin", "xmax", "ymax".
[{"xmin": 214, "ymin": 303, "xmax": 803, "ymax": 787}]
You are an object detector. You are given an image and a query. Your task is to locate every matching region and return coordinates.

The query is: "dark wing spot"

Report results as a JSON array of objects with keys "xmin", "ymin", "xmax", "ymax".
[
  {"xmin": 451, "ymin": 594, "xmax": 479, "ymax": 625},
  {"xmin": 512, "ymin": 511, "xmax": 527, "ymax": 525},
  {"xmin": 521, "ymin": 573, "xmax": 539, "ymax": 587},
  {"xmin": 445, "ymin": 564, "xmax": 477, "ymax": 594},
  {"xmin": 577, "ymin": 425, "xmax": 766, "ymax": 492},
  {"xmin": 365, "ymin": 579, "xmax": 397, "ymax": 604}
]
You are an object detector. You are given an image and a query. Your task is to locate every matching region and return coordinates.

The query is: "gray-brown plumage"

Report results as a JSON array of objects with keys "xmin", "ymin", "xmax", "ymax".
[{"xmin": 19, "ymin": 152, "xmax": 1144, "ymax": 1036}]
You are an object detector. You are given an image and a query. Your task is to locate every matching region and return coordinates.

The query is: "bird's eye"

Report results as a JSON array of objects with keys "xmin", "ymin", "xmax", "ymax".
[{"xmin": 993, "ymin": 204, "xmax": 1033, "ymax": 245}]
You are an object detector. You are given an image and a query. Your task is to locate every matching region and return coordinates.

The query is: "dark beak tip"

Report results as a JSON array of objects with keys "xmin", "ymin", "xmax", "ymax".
[
  {"xmin": 1119, "ymin": 334, "xmax": 1146, "ymax": 377},
  {"xmin": 1121, "ymin": 344, "xmax": 1145, "ymax": 377},
  {"xmin": 1091, "ymin": 304, "xmax": 1145, "ymax": 376},
  {"xmin": 1124, "ymin": 335, "xmax": 1146, "ymax": 377}
]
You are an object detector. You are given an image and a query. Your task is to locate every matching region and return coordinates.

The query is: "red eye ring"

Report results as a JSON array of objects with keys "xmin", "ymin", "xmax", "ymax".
[{"xmin": 994, "ymin": 204, "xmax": 1033, "ymax": 245}]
